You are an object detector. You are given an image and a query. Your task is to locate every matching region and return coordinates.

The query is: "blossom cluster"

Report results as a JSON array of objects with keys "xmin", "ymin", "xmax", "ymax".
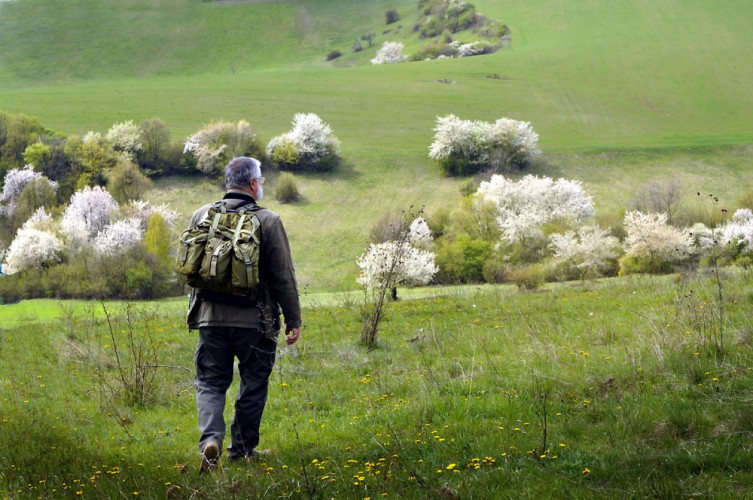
[
  {"xmin": 622, "ymin": 211, "xmax": 694, "ymax": 264},
  {"xmin": 357, "ymin": 218, "xmax": 438, "ymax": 289},
  {"xmin": 2, "ymin": 185, "xmax": 175, "ymax": 274},
  {"xmin": 267, "ymin": 113, "xmax": 340, "ymax": 169},
  {"xmin": 106, "ymin": 120, "xmax": 143, "ymax": 161},
  {"xmin": 370, "ymin": 41, "xmax": 407, "ymax": 65},
  {"xmin": 476, "ymin": 174, "xmax": 594, "ymax": 244}
]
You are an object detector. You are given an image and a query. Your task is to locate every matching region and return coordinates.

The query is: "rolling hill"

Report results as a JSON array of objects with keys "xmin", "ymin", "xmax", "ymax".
[{"xmin": 1, "ymin": 0, "xmax": 752, "ymax": 290}]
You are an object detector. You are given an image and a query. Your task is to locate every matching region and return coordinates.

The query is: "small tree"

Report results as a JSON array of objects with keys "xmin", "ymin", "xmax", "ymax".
[
  {"xmin": 144, "ymin": 211, "xmax": 172, "ymax": 268},
  {"xmin": 550, "ymin": 226, "xmax": 620, "ymax": 280},
  {"xmin": 357, "ymin": 213, "xmax": 437, "ymax": 347}
]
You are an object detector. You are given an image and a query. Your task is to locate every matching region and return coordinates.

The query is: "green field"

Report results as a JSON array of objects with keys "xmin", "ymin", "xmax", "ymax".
[{"xmin": 2, "ymin": 0, "xmax": 752, "ymax": 290}]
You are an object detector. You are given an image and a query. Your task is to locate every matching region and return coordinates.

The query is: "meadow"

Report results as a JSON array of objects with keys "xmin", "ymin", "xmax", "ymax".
[
  {"xmin": 3, "ymin": 270, "xmax": 753, "ymax": 498},
  {"xmin": 2, "ymin": 0, "xmax": 753, "ymax": 497}
]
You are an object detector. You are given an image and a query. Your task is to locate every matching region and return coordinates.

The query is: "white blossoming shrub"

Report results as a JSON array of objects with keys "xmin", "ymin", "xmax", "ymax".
[
  {"xmin": 409, "ymin": 217, "xmax": 433, "ymax": 246},
  {"xmin": 619, "ymin": 211, "xmax": 694, "ymax": 275},
  {"xmin": 93, "ymin": 218, "xmax": 143, "ymax": 255},
  {"xmin": 4, "ymin": 227, "xmax": 63, "ymax": 274},
  {"xmin": 720, "ymin": 209, "xmax": 753, "ymax": 255},
  {"xmin": 475, "ymin": 174, "xmax": 595, "ymax": 245},
  {"xmin": 371, "ymin": 41, "xmax": 407, "ymax": 65},
  {"xmin": 550, "ymin": 226, "xmax": 620, "ymax": 279},
  {"xmin": 0, "ymin": 165, "xmax": 42, "ymax": 217},
  {"xmin": 184, "ymin": 120, "xmax": 260, "ymax": 176},
  {"xmin": 267, "ymin": 113, "xmax": 340, "ymax": 172},
  {"xmin": 357, "ymin": 240, "xmax": 438, "ymax": 289},
  {"xmin": 106, "ymin": 120, "xmax": 143, "ymax": 161},
  {"xmin": 62, "ymin": 186, "xmax": 119, "ymax": 238},
  {"xmin": 429, "ymin": 114, "xmax": 540, "ymax": 175}
]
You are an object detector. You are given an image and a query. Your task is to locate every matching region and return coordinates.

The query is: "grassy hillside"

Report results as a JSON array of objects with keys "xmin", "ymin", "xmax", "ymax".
[{"xmin": 1, "ymin": 0, "xmax": 752, "ymax": 290}]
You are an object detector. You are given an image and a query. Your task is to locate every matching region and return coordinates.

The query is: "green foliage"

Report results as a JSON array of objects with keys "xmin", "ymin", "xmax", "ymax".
[
  {"xmin": 618, "ymin": 254, "xmax": 675, "ymax": 276},
  {"xmin": 435, "ymin": 235, "xmax": 491, "ymax": 283},
  {"xmin": 78, "ymin": 135, "xmax": 120, "ymax": 187},
  {"xmin": 107, "ymin": 160, "xmax": 153, "ymax": 203},
  {"xmin": 144, "ymin": 211, "xmax": 172, "ymax": 268},
  {"xmin": 437, "ymin": 153, "xmax": 479, "ymax": 176},
  {"xmin": 0, "ymin": 112, "xmax": 46, "ymax": 168},
  {"xmin": 269, "ymin": 138, "xmax": 300, "ymax": 170},
  {"xmin": 13, "ymin": 177, "xmax": 57, "ymax": 228},
  {"xmin": 507, "ymin": 263, "xmax": 547, "ymax": 290},
  {"xmin": 0, "ymin": 244, "xmax": 178, "ymax": 302},
  {"xmin": 137, "ymin": 119, "xmax": 184, "ymax": 177},
  {"xmin": 273, "ymin": 172, "xmax": 300, "ymax": 204}
]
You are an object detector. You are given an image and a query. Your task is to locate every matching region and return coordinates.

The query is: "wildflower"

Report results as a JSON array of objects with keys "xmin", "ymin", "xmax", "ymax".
[{"xmin": 582, "ymin": 468, "xmax": 591, "ymax": 475}]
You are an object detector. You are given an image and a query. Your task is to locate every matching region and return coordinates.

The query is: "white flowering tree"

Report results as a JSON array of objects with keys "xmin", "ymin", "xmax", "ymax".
[
  {"xmin": 62, "ymin": 186, "xmax": 119, "ymax": 239},
  {"xmin": 371, "ymin": 41, "xmax": 407, "ymax": 65},
  {"xmin": 4, "ymin": 226, "xmax": 63, "ymax": 274},
  {"xmin": 106, "ymin": 120, "xmax": 143, "ymax": 161},
  {"xmin": 357, "ymin": 215, "xmax": 438, "ymax": 346},
  {"xmin": 720, "ymin": 209, "xmax": 753, "ymax": 255},
  {"xmin": 267, "ymin": 113, "xmax": 340, "ymax": 172},
  {"xmin": 184, "ymin": 120, "xmax": 259, "ymax": 176},
  {"xmin": 550, "ymin": 226, "xmax": 620, "ymax": 279},
  {"xmin": 621, "ymin": 211, "xmax": 694, "ymax": 274},
  {"xmin": 1, "ymin": 165, "xmax": 45, "ymax": 217},
  {"xmin": 429, "ymin": 114, "xmax": 540, "ymax": 174},
  {"xmin": 475, "ymin": 174, "xmax": 595, "ymax": 246}
]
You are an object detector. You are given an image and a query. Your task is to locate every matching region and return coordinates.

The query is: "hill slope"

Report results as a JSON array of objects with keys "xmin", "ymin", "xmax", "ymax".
[{"xmin": 1, "ymin": 0, "xmax": 752, "ymax": 291}]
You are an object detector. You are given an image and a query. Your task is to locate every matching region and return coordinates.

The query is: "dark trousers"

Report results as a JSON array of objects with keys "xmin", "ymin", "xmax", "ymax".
[{"xmin": 195, "ymin": 327, "xmax": 277, "ymax": 455}]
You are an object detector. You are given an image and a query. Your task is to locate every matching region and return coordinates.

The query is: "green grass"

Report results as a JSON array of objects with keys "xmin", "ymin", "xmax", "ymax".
[
  {"xmin": 3, "ymin": 272, "xmax": 753, "ymax": 497},
  {"xmin": 2, "ymin": 1, "xmax": 753, "ymax": 290}
]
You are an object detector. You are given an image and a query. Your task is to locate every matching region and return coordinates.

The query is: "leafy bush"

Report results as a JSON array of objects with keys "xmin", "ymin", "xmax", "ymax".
[
  {"xmin": 326, "ymin": 50, "xmax": 342, "ymax": 61},
  {"xmin": 385, "ymin": 8, "xmax": 400, "ymax": 24},
  {"xmin": 274, "ymin": 172, "xmax": 300, "ymax": 203},
  {"xmin": 137, "ymin": 119, "xmax": 185, "ymax": 177},
  {"xmin": 107, "ymin": 160, "xmax": 153, "ymax": 203},
  {"xmin": 106, "ymin": 120, "xmax": 143, "ymax": 162},
  {"xmin": 435, "ymin": 235, "xmax": 491, "ymax": 283},
  {"xmin": 507, "ymin": 263, "xmax": 546, "ymax": 290}
]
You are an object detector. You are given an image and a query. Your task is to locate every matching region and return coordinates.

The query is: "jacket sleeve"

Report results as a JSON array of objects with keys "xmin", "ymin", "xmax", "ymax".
[{"xmin": 261, "ymin": 214, "xmax": 301, "ymax": 329}]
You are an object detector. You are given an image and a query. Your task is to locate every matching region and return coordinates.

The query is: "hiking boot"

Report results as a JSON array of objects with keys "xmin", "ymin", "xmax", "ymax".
[
  {"xmin": 228, "ymin": 448, "xmax": 271, "ymax": 462},
  {"xmin": 200, "ymin": 440, "xmax": 220, "ymax": 473}
]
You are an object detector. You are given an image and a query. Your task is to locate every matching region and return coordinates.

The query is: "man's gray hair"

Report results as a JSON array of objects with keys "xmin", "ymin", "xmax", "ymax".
[{"xmin": 225, "ymin": 157, "xmax": 262, "ymax": 188}]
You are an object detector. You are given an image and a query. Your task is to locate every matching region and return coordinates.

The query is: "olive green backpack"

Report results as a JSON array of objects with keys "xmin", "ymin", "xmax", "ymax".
[{"xmin": 175, "ymin": 201, "xmax": 261, "ymax": 298}]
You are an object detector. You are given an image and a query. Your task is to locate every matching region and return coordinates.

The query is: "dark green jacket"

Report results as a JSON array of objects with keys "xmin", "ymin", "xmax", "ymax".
[{"xmin": 186, "ymin": 190, "xmax": 301, "ymax": 338}]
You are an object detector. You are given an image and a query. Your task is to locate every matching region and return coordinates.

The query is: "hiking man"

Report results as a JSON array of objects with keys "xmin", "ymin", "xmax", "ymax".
[{"xmin": 185, "ymin": 156, "xmax": 301, "ymax": 472}]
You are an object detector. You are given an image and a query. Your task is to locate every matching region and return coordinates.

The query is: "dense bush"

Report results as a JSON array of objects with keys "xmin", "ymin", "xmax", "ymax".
[
  {"xmin": 429, "ymin": 115, "xmax": 540, "ymax": 176},
  {"xmin": 267, "ymin": 113, "xmax": 340, "ymax": 172},
  {"xmin": 434, "ymin": 235, "xmax": 491, "ymax": 283},
  {"xmin": 184, "ymin": 120, "xmax": 263, "ymax": 178},
  {"xmin": 326, "ymin": 50, "xmax": 342, "ymax": 61},
  {"xmin": 107, "ymin": 160, "xmax": 153, "ymax": 203}
]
